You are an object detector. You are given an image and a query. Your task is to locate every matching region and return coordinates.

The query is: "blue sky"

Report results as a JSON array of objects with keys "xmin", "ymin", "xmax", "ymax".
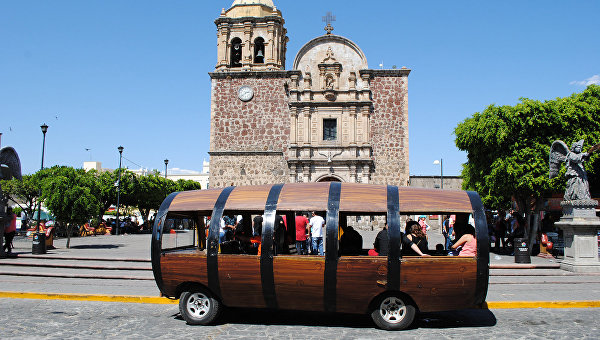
[{"xmin": 1, "ymin": 0, "xmax": 598, "ymax": 177}]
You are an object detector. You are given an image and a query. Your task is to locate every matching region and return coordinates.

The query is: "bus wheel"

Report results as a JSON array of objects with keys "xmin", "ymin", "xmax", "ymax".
[
  {"xmin": 179, "ymin": 288, "xmax": 221, "ymax": 325},
  {"xmin": 371, "ymin": 294, "xmax": 415, "ymax": 330}
]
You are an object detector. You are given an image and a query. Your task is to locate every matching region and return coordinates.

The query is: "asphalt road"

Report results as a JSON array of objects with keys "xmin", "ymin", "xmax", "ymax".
[{"xmin": 1, "ymin": 299, "xmax": 598, "ymax": 339}]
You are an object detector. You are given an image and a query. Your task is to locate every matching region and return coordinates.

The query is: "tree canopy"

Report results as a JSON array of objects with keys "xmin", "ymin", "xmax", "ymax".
[
  {"xmin": 4, "ymin": 163, "xmax": 202, "ymax": 244},
  {"xmin": 41, "ymin": 166, "xmax": 101, "ymax": 226},
  {"xmin": 0, "ymin": 170, "xmax": 52, "ymax": 227},
  {"xmin": 455, "ymin": 85, "xmax": 600, "ymax": 243}
]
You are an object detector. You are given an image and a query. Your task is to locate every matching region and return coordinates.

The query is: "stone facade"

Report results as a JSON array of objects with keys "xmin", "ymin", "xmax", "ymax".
[
  {"xmin": 209, "ymin": 1, "xmax": 411, "ymax": 188},
  {"xmin": 368, "ymin": 70, "xmax": 410, "ymax": 186},
  {"xmin": 209, "ymin": 72, "xmax": 290, "ymax": 188}
]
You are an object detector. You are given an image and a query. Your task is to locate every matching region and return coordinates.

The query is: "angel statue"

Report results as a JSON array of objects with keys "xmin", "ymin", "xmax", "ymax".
[{"xmin": 549, "ymin": 139, "xmax": 600, "ymax": 201}]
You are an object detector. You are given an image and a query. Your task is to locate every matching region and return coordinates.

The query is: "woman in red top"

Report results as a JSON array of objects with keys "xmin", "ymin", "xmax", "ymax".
[{"xmin": 3, "ymin": 209, "xmax": 17, "ymax": 254}]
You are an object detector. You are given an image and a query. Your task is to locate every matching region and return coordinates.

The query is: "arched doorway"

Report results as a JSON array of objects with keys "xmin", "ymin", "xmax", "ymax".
[{"xmin": 316, "ymin": 175, "xmax": 342, "ymax": 182}]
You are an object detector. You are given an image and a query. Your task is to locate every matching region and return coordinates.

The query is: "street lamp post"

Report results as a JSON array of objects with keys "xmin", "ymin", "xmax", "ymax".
[
  {"xmin": 164, "ymin": 159, "xmax": 169, "ymax": 179},
  {"xmin": 115, "ymin": 146, "xmax": 124, "ymax": 236},
  {"xmin": 32, "ymin": 124, "xmax": 48, "ymax": 254},
  {"xmin": 433, "ymin": 159, "xmax": 443, "ymax": 190}
]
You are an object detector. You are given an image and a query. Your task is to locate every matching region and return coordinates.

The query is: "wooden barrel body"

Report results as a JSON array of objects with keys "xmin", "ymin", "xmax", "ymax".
[{"xmin": 152, "ymin": 183, "xmax": 489, "ymax": 314}]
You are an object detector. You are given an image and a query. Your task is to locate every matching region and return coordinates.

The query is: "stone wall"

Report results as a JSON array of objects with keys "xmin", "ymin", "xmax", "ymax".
[
  {"xmin": 368, "ymin": 72, "xmax": 409, "ymax": 186},
  {"xmin": 209, "ymin": 72, "xmax": 290, "ymax": 187},
  {"xmin": 209, "ymin": 153, "xmax": 288, "ymax": 188}
]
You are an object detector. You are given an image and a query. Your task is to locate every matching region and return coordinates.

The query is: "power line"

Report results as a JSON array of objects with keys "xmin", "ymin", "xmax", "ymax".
[{"xmin": 122, "ymin": 156, "xmax": 144, "ymax": 169}]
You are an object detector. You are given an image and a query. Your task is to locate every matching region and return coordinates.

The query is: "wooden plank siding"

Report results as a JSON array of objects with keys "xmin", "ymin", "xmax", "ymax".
[
  {"xmin": 166, "ymin": 184, "xmax": 474, "ymax": 214},
  {"xmin": 160, "ymin": 253, "xmax": 477, "ymax": 313}
]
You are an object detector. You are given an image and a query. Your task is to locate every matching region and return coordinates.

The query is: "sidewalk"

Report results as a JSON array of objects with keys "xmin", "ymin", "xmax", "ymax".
[
  {"xmin": 10, "ymin": 233, "xmax": 152, "ymax": 261},
  {"xmin": 7, "ymin": 233, "xmax": 565, "ymax": 267}
]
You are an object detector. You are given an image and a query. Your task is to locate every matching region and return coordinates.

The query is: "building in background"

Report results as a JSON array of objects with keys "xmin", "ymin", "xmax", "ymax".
[
  {"xmin": 408, "ymin": 176, "xmax": 463, "ymax": 190},
  {"xmin": 82, "ymin": 159, "xmax": 210, "ymax": 190},
  {"xmin": 209, "ymin": 0, "xmax": 410, "ymax": 188}
]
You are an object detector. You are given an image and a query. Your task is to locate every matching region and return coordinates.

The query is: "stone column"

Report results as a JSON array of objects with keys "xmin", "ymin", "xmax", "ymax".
[
  {"xmin": 216, "ymin": 23, "xmax": 230, "ymax": 69},
  {"xmin": 555, "ymin": 200, "xmax": 600, "ymax": 273},
  {"xmin": 349, "ymin": 106, "xmax": 357, "ymax": 146},
  {"xmin": 242, "ymin": 22, "xmax": 252, "ymax": 70},
  {"xmin": 303, "ymin": 164, "xmax": 311, "ymax": 183},
  {"xmin": 302, "ymin": 107, "xmax": 311, "ymax": 145},
  {"xmin": 290, "ymin": 109, "xmax": 298, "ymax": 145}
]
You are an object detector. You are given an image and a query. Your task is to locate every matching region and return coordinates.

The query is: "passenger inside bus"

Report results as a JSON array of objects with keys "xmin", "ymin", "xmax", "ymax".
[
  {"xmin": 371, "ymin": 222, "xmax": 429, "ymax": 257},
  {"xmin": 403, "ymin": 221, "xmax": 429, "ymax": 256},
  {"xmin": 451, "ymin": 222, "xmax": 477, "ymax": 256},
  {"xmin": 339, "ymin": 225, "xmax": 363, "ymax": 256}
]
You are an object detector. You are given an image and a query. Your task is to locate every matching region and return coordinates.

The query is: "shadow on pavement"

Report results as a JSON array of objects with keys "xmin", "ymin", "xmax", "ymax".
[
  {"xmin": 69, "ymin": 244, "xmax": 122, "ymax": 250},
  {"xmin": 174, "ymin": 307, "xmax": 497, "ymax": 329},
  {"xmin": 416, "ymin": 309, "xmax": 497, "ymax": 329}
]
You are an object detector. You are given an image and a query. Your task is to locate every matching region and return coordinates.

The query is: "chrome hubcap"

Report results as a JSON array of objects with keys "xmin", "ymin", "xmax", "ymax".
[
  {"xmin": 186, "ymin": 292, "xmax": 211, "ymax": 319},
  {"xmin": 379, "ymin": 296, "xmax": 407, "ymax": 324}
]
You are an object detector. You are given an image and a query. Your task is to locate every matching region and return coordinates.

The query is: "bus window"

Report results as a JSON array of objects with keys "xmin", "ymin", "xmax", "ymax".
[
  {"xmin": 161, "ymin": 214, "xmax": 198, "ymax": 251},
  {"xmin": 220, "ymin": 213, "xmax": 261, "ymax": 255},
  {"xmin": 339, "ymin": 214, "xmax": 385, "ymax": 256}
]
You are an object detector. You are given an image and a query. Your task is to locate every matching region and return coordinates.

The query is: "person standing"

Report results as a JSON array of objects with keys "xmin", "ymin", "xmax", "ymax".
[
  {"xmin": 418, "ymin": 216, "xmax": 430, "ymax": 239},
  {"xmin": 3, "ymin": 208, "xmax": 17, "ymax": 255},
  {"xmin": 308, "ymin": 211, "xmax": 325, "ymax": 255},
  {"xmin": 494, "ymin": 211, "xmax": 507, "ymax": 253},
  {"xmin": 294, "ymin": 212, "xmax": 309, "ymax": 255}
]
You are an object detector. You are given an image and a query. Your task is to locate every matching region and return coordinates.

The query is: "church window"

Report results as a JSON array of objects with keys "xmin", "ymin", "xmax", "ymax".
[
  {"xmin": 323, "ymin": 118, "xmax": 337, "ymax": 141},
  {"xmin": 230, "ymin": 38, "xmax": 242, "ymax": 67},
  {"xmin": 254, "ymin": 37, "xmax": 265, "ymax": 64}
]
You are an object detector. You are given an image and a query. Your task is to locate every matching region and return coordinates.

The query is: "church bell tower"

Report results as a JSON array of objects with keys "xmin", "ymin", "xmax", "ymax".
[
  {"xmin": 209, "ymin": 1, "xmax": 293, "ymax": 188},
  {"xmin": 214, "ymin": 0, "xmax": 288, "ymax": 71}
]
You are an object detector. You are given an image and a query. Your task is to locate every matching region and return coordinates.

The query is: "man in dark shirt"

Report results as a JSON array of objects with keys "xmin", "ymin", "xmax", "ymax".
[{"xmin": 339, "ymin": 226, "xmax": 363, "ymax": 256}]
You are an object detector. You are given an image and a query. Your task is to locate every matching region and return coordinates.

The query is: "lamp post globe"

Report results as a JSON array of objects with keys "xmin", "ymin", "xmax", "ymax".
[{"xmin": 433, "ymin": 159, "xmax": 443, "ymax": 190}]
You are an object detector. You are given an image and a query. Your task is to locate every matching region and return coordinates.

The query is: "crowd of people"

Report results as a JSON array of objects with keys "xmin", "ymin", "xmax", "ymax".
[
  {"xmin": 218, "ymin": 211, "xmax": 332, "ymax": 256},
  {"xmin": 490, "ymin": 209, "xmax": 527, "ymax": 255},
  {"xmin": 216, "ymin": 211, "xmax": 479, "ymax": 258}
]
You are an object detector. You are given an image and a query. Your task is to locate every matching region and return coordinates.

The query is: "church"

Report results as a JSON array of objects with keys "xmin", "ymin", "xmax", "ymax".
[{"xmin": 209, "ymin": 0, "xmax": 410, "ymax": 188}]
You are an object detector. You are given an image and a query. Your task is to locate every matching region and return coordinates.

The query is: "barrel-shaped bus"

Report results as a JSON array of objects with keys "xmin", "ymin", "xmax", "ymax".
[{"xmin": 151, "ymin": 182, "xmax": 489, "ymax": 330}]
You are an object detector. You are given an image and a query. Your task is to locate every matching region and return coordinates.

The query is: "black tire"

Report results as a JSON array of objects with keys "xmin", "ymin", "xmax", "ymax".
[
  {"xmin": 370, "ymin": 294, "xmax": 416, "ymax": 330},
  {"xmin": 179, "ymin": 288, "xmax": 221, "ymax": 325}
]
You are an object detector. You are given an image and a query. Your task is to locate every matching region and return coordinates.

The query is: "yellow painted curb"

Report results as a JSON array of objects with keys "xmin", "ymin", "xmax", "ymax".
[
  {"xmin": 1, "ymin": 292, "xmax": 599, "ymax": 309},
  {"xmin": 483, "ymin": 301, "xmax": 600, "ymax": 309},
  {"xmin": 0, "ymin": 291, "xmax": 178, "ymax": 305}
]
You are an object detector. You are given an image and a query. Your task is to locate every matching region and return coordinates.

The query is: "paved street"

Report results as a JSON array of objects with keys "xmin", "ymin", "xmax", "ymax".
[
  {"xmin": 1, "ymin": 234, "xmax": 599, "ymax": 338},
  {"xmin": 0, "ymin": 299, "xmax": 598, "ymax": 339}
]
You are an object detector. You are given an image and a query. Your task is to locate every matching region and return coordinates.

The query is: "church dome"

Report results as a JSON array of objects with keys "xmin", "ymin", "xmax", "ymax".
[
  {"xmin": 224, "ymin": 0, "xmax": 280, "ymax": 18},
  {"xmin": 231, "ymin": 0, "xmax": 274, "ymax": 7}
]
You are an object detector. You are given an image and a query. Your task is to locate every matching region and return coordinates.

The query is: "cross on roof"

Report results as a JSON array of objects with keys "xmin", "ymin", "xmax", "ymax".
[{"xmin": 322, "ymin": 12, "xmax": 336, "ymax": 35}]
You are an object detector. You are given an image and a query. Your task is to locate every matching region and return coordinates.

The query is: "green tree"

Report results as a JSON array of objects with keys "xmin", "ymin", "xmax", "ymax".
[
  {"xmin": 455, "ymin": 85, "xmax": 600, "ymax": 250},
  {"xmin": 131, "ymin": 173, "xmax": 177, "ymax": 226},
  {"xmin": 41, "ymin": 166, "xmax": 102, "ymax": 248},
  {"xmin": 0, "ymin": 170, "xmax": 50, "ymax": 229},
  {"xmin": 90, "ymin": 169, "xmax": 136, "ymax": 227},
  {"xmin": 175, "ymin": 178, "xmax": 201, "ymax": 192}
]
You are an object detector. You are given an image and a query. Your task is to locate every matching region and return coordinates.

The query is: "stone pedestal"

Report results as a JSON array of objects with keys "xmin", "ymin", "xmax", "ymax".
[{"xmin": 555, "ymin": 200, "xmax": 600, "ymax": 273}]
